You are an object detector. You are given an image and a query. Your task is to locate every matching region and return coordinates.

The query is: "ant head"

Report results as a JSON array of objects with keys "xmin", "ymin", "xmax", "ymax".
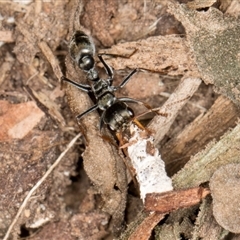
[{"xmin": 79, "ymin": 55, "xmax": 94, "ymax": 71}]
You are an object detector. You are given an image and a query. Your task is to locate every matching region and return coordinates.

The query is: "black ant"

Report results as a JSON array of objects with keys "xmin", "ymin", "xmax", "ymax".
[{"xmin": 62, "ymin": 31, "xmax": 151, "ymax": 132}]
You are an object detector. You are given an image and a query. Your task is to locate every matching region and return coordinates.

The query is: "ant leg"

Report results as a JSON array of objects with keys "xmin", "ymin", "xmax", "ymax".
[
  {"xmin": 76, "ymin": 104, "xmax": 98, "ymax": 120},
  {"xmin": 114, "ymin": 69, "xmax": 138, "ymax": 90},
  {"xmin": 61, "ymin": 76, "xmax": 91, "ymax": 92},
  {"xmin": 118, "ymin": 97, "xmax": 153, "ymax": 111},
  {"xmin": 98, "ymin": 55, "xmax": 114, "ymax": 84},
  {"xmin": 99, "ymin": 110, "xmax": 106, "ymax": 132}
]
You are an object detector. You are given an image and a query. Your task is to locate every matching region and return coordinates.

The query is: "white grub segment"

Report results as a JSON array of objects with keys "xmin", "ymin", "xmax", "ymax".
[{"xmin": 127, "ymin": 124, "xmax": 173, "ymax": 201}]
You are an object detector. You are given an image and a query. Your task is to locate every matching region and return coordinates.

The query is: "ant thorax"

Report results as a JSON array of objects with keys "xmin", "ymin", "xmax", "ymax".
[{"xmin": 92, "ymin": 79, "xmax": 113, "ymax": 98}]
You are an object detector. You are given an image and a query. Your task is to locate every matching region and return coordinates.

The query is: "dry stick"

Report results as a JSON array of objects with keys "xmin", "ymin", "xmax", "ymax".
[
  {"xmin": 187, "ymin": 0, "xmax": 217, "ymax": 9},
  {"xmin": 3, "ymin": 133, "xmax": 81, "ymax": 240},
  {"xmin": 38, "ymin": 41, "xmax": 63, "ymax": 80},
  {"xmin": 148, "ymin": 77, "xmax": 202, "ymax": 145},
  {"xmin": 129, "ymin": 212, "xmax": 166, "ymax": 240}
]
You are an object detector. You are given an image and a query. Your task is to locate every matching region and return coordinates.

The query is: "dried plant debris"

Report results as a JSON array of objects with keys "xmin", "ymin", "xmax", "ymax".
[
  {"xmin": 149, "ymin": 77, "xmax": 202, "ymax": 145},
  {"xmin": 154, "ymin": 123, "xmax": 240, "ymax": 239},
  {"xmin": 210, "ymin": 164, "xmax": 240, "ymax": 234},
  {"xmin": 80, "ymin": 0, "xmax": 118, "ymax": 46},
  {"xmin": 192, "ymin": 197, "xmax": 228, "ymax": 240},
  {"xmin": 169, "ymin": 2, "xmax": 240, "ymax": 105},
  {"xmin": 80, "ymin": 0, "xmax": 181, "ymax": 45},
  {"xmin": 154, "ymin": 207, "xmax": 196, "ymax": 240},
  {"xmin": 118, "ymin": 211, "xmax": 166, "ymax": 240},
  {"xmin": 24, "ymin": 86, "xmax": 66, "ymax": 127},
  {"xmin": 0, "ymin": 100, "xmax": 44, "ymax": 141},
  {"xmin": 163, "ymin": 95, "xmax": 240, "ymax": 176},
  {"xmin": 3, "ymin": 136, "xmax": 79, "ymax": 240},
  {"xmin": 145, "ymin": 187, "xmax": 210, "ymax": 213},
  {"xmin": 99, "ymin": 35, "xmax": 197, "ymax": 77},
  {"xmin": 172, "ymin": 122, "xmax": 240, "ymax": 189},
  {"xmin": 2, "ymin": 0, "xmax": 240, "ymax": 239},
  {"xmin": 13, "ymin": 1, "xmax": 68, "ymax": 65},
  {"xmin": 26, "ymin": 221, "xmax": 74, "ymax": 240},
  {"xmin": 0, "ymin": 53, "xmax": 14, "ymax": 85}
]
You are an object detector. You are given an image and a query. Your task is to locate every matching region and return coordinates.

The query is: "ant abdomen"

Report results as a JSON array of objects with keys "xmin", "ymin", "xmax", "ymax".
[
  {"xmin": 104, "ymin": 102, "xmax": 134, "ymax": 131},
  {"xmin": 69, "ymin": 31, "xmax": 95, "ymax": 71}
]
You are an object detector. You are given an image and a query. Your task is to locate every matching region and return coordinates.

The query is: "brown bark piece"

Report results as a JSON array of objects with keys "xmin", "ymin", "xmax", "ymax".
[
  {"xmin": 145, "ymin": 187, "xmax": 210, "ymax": 213},
  {"xmin": 128, "ymin": 212, "xmax": 165, "ymax": 240},
  {"xmin": 100, "ymin": 35, "xmax": 199, "ymax": 77}
]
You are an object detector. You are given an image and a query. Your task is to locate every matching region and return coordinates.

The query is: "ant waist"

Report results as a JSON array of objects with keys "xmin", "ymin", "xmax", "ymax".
[{"xmin": 92, "ymin": 79, "xmax": 113, "ymax": 95}]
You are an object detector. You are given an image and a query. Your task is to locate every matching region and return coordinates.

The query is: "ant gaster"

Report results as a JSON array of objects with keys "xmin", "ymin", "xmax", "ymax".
[{"xmin": 62, "ymin": 31, "xmax": 148, "ymax": 131}]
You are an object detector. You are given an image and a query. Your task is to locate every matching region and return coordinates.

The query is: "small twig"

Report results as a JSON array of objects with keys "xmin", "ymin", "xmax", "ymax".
[
  {"xmin": 38, "ymin": 41, "xmax": 63, "ymax": 80},
  {"xmin": 187, "ymin": 0, "xmax": 217, "ymax": 9},
  {"xmin": 148, "ymin": 77, "xmax": 202, "ymax": 145},
  {"xmin": 128, "ymin": 212, "xmax": 166, "ymax": 240},
  {"xmin": 3, "ymin": 133, "xmax": 81, "ymax": 240},
  {"xmin": 145, "ymin": 187, "xmax": 210, "ymax": 213}
]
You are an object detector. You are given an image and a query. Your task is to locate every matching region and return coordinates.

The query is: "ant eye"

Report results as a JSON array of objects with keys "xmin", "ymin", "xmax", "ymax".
[{"xmin": 79, "ymin": 55, "xmax": 94, "ymax": 71}]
